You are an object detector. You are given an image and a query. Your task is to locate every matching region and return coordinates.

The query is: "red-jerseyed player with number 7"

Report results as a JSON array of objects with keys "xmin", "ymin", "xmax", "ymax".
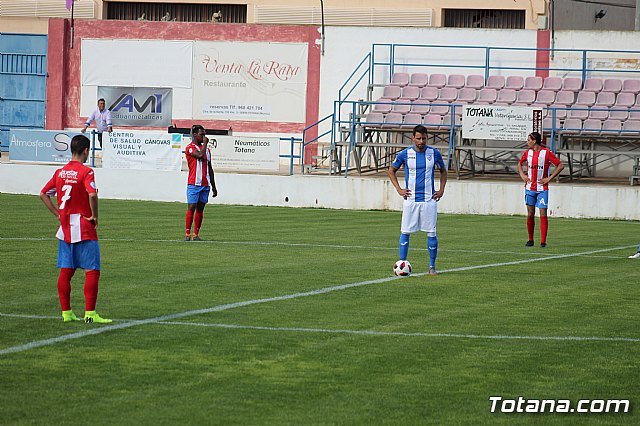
[{"xmin": 40, "ymin": 135, "xmax": 112, "ymax": 324}]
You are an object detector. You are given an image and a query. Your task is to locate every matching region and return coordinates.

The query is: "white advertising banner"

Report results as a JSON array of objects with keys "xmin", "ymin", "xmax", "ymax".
[
  {"xmin": 208, "ymin": 135, "xmax": 280, "ymax": 172},
  {"xmin": 103, "ymin": 131, "xmax": 183, "ymax": 171},
  {"xmin": 192, "ymin": 41, "xmax": 308, "ymax": 122},
  {"xmin": 462, "ymin": 106, "xmax": 543, "ymax": 141}
]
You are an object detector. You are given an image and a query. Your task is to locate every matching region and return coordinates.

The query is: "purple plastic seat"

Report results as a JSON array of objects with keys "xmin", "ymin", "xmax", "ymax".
[
  {"xmin": 428, "ymin": 74, "xmax": 447, "ymax": 88},
  {"xmin": 535, "ymin": 90, "xmax": 556, "ymax": 106},
  {"xmin": 363, "ymin": 112, "xmax": 384, "ymax": 127},
  {"xmin": 447, "ymin": 74, "xmax": 466, "ymax": 89},
  {"xmin": 581, "ymin": 119, "xmax": 602, "ymax": 134},
  {"xmin": 390, "ymin": 72, "xmax": 409, "ymax": 87},
  {"xmin": 542, "ymin": 77, "xmax": 562, "ymax": 92},
  {"xmin": 583, "ymin": 78, "xmax": 603, "ymax": 92},
  {"xmin": 402, "ymin": 113, "xmax": 423, "ymax": 127},
  {"xmin": 410, "ymin": 102, "xmax": 430, "ymax": 115},
  {"xmin": 486, "ymin": 75, "xmax": 505, "ymax": 90},
  {"xmin": 495, "ymin": 89, "xmax": 516, "ymax": 105},
  {"xmin": 602, "ymin": 119, "xmax": 622, "ymax": 134},
  {"xmin": 476, "ymin": 88, "xmax": 497, "ymax": 104},
  {"xmin": 588, "ymin": 107, "xmax": 609, "ymax": 121},
  {"xmin": 622, "ymin": 120, "xmax": 640, "ymax": 133},
  {"xmin": 429, "ymin": 102, "xmax": 451, "ymax": 116},
  {"xmin": 622, "ymin": 79, "xmax": 640, "ymax": 94},
  {"xmin": 595, "ymin": 91, "xmax": 615, "ymax": 107},
  {"xmin": 554, "ymin": 90, "xmax": 575, "ymax": 106},
  {"xmin": 568, "ymin": 105, "xmax": 589, "ymax": 120},
  {"xmin": 505, "ymin": 76, "xmax": 524, "ymax": 90},
  {"xmin": 409, "ymin": 73, "xmax": 429, "ymax": 88},
  {"xmin": 466, "ymin": 75, "xmax": 485, "ymax": 89},
  {"xmin": 602, "ymin": 79, "xmax": 622, "ymax": 93},
  {"xmin": 562, "ymin": 118, "xmax": 583, "ymax": 134},
  {"xmin": 512, "ymin": 89, "xmax": 536, "ymax": 105},
  {"xmin": 575, "ymin": 91, "xmax": 596, "ymax": 106},
  {"xmin": 423, "ymin": 114, "xmax": 443, "ymax": 127},
  {"xmin": 382, "ymin": 112, "xmax": 404, "ymax": 128},
  {"xmin": 610, "ymin": 92, "xmax": 634, "ymax": 120},
  {"xmin": 400, "ymin": 86, "xmax": 420, "ymax": 101},
  {"xmin": 524, "ymin": 76, "xmax": 543, "ymax": 91},
  {"xmin": 562, "ymin": 77, "xmax": 582, "ymax": 93},
  {"xmin": 392, "ymin": 100, "xmax": 412, "ymax": 114},
  {"xmin": 382, "ymin": 85, "xmax": 401, "ymax": 100},
  {"xmin": 438, "ymin": 87, "xmax": 458, "ymax": 103},
  {"xmin": 372, "ymin": 98, "xmax": 393, "ymax": 113},
  {"xmin": 419, "ymin": 86, "xmax": 439, "ymax": 102},
  {"xmin": 457, "ymin": 88, "xmax": 477, "ymax": 103}
]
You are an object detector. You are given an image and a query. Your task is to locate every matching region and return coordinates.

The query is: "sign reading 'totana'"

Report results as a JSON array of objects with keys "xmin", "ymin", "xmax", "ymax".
[
  {"xmin": 206, "ymin": 135, "xmax": 280, "ymax": 172},
  {"xmin": 462, "ymin": 105, "xmax": 543, "ymax": 141}
]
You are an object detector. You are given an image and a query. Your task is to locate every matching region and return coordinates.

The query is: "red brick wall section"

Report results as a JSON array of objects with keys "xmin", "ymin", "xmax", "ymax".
[
  {"xmin": 535, "ymin": 30, "xmax": 550, "ymax": 79},
  {"xmin": 46, "ymin": 19, "xmax": 321, "ymax": 154}
]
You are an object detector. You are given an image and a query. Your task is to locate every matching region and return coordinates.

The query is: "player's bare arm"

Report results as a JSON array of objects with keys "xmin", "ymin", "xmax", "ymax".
[
  {"xmin": 432, "ymin": 167, "xmax": 448, "ymax": 201},
  {"xmin": 209, "ymin": 162, "xmax": 218, "ymax": 198},
  {"xmin": 388, "ymin": 165, "xmax": 411, "ymax": 198},
  {"xmin": 39, "ymin": 192, "xmax": 60, "ymax": 219},
  {"xmin": 84, "ymin": 192, "xmax": 99, "ymax": 227},
  {"xmin": 540, "ymin": 162, "xmax": 565, "ymax": 185}
]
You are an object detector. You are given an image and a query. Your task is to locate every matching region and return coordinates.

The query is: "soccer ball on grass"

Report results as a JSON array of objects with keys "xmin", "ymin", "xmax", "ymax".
[{"xmin": 393, "ymin": 260, "xmax": 412, "ymax": 276}]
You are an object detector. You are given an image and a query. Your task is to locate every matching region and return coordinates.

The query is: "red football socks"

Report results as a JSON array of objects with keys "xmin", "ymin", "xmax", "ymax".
[
  {"xmin": 540, "ymin": 216, "xmax": 549, "ymax": 244},
  {"xmin": 526, "ymin": 217, "xmax": 535, "ymax": 241},
  {"xmin": 57, "ymin": 268, "xmax": 75, "ymax": 311},
  {"xmin": 185, "ymin": 210, "xmax": 194, "ymax": 235},
  {"xmin": 84, "ymin": 270, "xmax": 100, "ymax": 311},
  {"xmin": 194, "ymin": 210, "xmax": 204, "ymax": 236}
]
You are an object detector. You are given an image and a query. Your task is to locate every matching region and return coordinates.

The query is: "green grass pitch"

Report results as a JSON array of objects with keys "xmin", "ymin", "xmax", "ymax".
[{"xmin": 0, "ymin": 193, "xmax": 638, "ymax": 424}]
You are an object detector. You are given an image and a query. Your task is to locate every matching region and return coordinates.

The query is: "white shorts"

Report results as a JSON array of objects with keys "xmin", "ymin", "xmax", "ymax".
[{"xmin": 401, "ymin": 199, "xmax": 437, "ymax": 235}]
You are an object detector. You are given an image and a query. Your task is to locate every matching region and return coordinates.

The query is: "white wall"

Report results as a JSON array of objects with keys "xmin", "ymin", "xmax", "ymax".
[{"xmin": 2, "ymin": 163, "xmax": 639, "ymax": 220}]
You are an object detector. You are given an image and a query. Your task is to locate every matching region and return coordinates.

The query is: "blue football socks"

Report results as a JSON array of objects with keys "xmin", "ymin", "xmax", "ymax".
[
  {"xmin": 427, "ymin": 236, "xmax": 438, "ymax": 269},
  {"xmin": 399, "ymin": 233, "xmax": 410, "ymax": 260}
]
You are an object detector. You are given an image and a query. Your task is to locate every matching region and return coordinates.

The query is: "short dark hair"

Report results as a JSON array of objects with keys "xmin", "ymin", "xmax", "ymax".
[
  {"xmin": 71, "ymin": 135, "xmax": 90, "ymax": 155},
  {"xmin": 529, "ymin": 131, "xmax": 542, "ymax": 145},
  {"xmin": 413, "ymin": 125, "xmax": 428, "ymax": 137},
  {"xmin": 98, "ymin": 98, "xmax": 106, "ymax": 104},
  {"xmin": 192, "ymin": 124, "xmax": 205, "ymax": 136}
]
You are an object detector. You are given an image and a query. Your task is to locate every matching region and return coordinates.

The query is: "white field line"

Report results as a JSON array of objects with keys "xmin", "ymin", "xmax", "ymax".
[
  {"xmin": 0, "ymin": 244, "xmax": 635, "ymax": 356},
  {"xmin": 2, "ymin": 314, "xmax": 638, "ymax": 343},
  {"xmin": 0, "ymin": 236, "xmax": 634, "ymax": 258}
]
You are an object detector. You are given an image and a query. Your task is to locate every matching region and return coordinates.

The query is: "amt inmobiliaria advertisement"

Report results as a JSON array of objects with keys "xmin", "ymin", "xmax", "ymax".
[{"xmin": 192, "ymin": 41, "xmax": 308, "ymax": 123}]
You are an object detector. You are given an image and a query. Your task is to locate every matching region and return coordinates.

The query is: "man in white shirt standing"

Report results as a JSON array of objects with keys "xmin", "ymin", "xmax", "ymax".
[{"xmin": 81, "ymin": 98, "xmax": 113, "ymax": 148}]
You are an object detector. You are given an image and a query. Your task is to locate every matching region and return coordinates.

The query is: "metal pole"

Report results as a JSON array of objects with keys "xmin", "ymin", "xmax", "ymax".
[
  {"xmin": 550, "ymin": 0, "xmax": 555, "ymax": 60},
  {"xmin": 636, "ymin": 0, "xmax": 640, "ymax": 30},
  {"xmin": 70, "ymin": 0, "xmax": 75, "ymax": 49},
  {"xmin": 320, "ymin": 0, "xmax": 325, "ymax": 56}
]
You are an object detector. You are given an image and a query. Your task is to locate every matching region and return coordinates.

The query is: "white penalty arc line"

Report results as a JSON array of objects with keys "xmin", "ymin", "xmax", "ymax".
[
  {"xmin": 0, "ymin": 244, "xmax": 635, "ymax": 356},
  {"xmin": 0, "ymin": 237, "xmax": 634, "ymax": 258},
  {"xmin": 2, "ymin": 314, "xmax": 638, "ymax": 343}
]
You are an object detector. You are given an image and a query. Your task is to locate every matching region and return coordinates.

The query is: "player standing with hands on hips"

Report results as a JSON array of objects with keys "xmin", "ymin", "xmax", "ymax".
[
  {"xmin": 185, "ymin": 124, "xmax": 218, "ymax": 241},
  {"xmin": 388, "ymin": 125, "xmax": 447, "ymax": 275},
  {"xmin": 40, "ymin": 135, "xmax": 111, "ymax": 323},
  {"xmin": 517, "ymin": 132, "xmax": 564, "ymax": 248}
]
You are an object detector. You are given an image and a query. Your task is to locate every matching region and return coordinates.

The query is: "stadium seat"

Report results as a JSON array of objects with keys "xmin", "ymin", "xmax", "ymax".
[
  {"xmin": 363, "ymin": 112, "xmax": 385, "ymax": 127},
  {"xmin": 419, "ymin": 86, "xmax": 439, "ymax": 102},
  {"xmin": 495, "ymin": 89, "xmax": 516, "ymax": 105},
  {"xmin": 582, "ymin": 118, "xmax": 602, "ymax": 134},
  {"xmin": 423, "ymin": 114, "xmax": 443, "ymax": 127},
  {"xmin": 382, "ymin": 85, "xmax": 402, "ymax": 100},
  {"xmin": 457, "ymin": 88, "xmax": 477, "ymax": 104},
  {"xmin": 530, "ymin": 103, "xmax": 548, "ymax": 117},
  {"xmin": 403, "ymin": 113, "xmax": 423, "ymax": 127},
  {"xmin": 524, "ymin": 76, "xmax": 543, "ymax": 91},
  {"xmin": 486, "ymin": 75, "xmax": 506, "ymax": 90},
  {"xmin": 409, "ymin": 73, "xmax": 429, "ymax": 87},
  {"xmin": 610, "ymin": 92, "xmax": 634, "ymax": 120},
  {"xmin": 390, "ymin": 72, "xmax": 410, "ymax": 87},
  {"xmin": 543, "ymin": 117, "xmax": 561, "ymax": 133},
  {"xmin": 505, "ymin": 75, "xmax": 524, "ymax": 90},
  {"xmin": 583, "ymin": 78, "xmax": 603, "ymax": 92},
  {"xmin": 555, "ymin": 90, "xmax": 575, "ymax": 106},
  {"xmin": 400, "ymin": 85, "xmax": 421, "ymax": 101},
  {"xmin": 466, "ymin": 74, "xmax": 485, "ymax": 89},
  {"xmin": 622, "ymin": 119, "xmax": 640, "ymax": 134},
  {"xmin": 575, "ymin": 91, "xmax": 596, "ymax": 106},
  {"xmin": 542, "ymin": 77, "xmax": 562, "ymax": 92},
  {"xmin": 428, "ymin": 74, "xmax": 447, "ymax": 88},
  {"xmin": 391, "ymin": 100, "xmax": 412, "ymax": 114},
  {"xmin": 475, "ymin": 88, "xmax": 497, "ymax": 104},
  {"xmin": 410, "ymin": 102, "xmax": 430, "ymax": 115},
  {"xmin": 602, "ymin": 78, "xmax": 622, "ymax": 93},
  {"xmin": 568, "ymin": 105, "xmax": 589, "ymax": 120},
  {"xmin": 372, "ymin": 98, "xmax": 393, "ymax": 113},
  {"xmin": 442, "ymin": 114, "xmax": 461, "ymax": 126},
  {"xmin": 562, "ymin": 118, "xmax": 583, "ymax": 134},
  {"xmin": 548, "ymin": 104, "xmax": 568, "ymax": 120},
  {"xmin": 429, "ymin": 102, "xmax": 451, "ymax": 116},
  {"xmin": 595, "ymin": 91, "xmax": 616, "ymax": 107},
  {"xmin": 512, "ymin": 89, "xmax": 536, "ymax": 106},
  {"xmin": 382, "ymin": 112, "xmax": 404, "ymax": 128},
  {"xmin": 447, "ymin": 74, "xmax": 466, "ymax": 89},
  {"xmin": 622, "ymin": 79, "xmax": 640, "ymax": 94},
  {"xmin": 562, "ymin": 77, "xmax": 582, "ymax": 93},
  {"xmin": 535, "ymin": 90, "xmax": 556, "ymax": 106},
  {"xmin": 602, "ymin": 119, "xmax": 622, "ymax": 135},
  {"xmin": 438, "ymin": 87, "xmax": 458, "ymax": 103},
  {"xmin": 588, "ymin": 106, "xmax": 609, "ymax": 121}
]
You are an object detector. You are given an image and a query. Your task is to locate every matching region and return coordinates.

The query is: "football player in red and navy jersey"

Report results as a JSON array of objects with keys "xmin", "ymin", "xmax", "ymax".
[
  {"xmin": 184, "ymin": 124, "xmax": 218, "ymax": 241},
  {"xmin": 517, "ymin": 132, "xmax": 565, "ymax": 248},
  {"xmin": 40, "ymin": 135, "xmax": 112, "ymax": 323}
]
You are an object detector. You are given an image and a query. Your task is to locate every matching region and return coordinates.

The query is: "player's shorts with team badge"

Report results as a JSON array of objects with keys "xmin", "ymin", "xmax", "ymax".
[
  {"xmin": 187, "ymin": 184, "xmax": 210, "ymax": 204},
  {"xmin": 57, "ymin": 239, "xmax": 101, "ymax": 270},
  {"xmin": 525, "ymin": 189, "xmax": 549, "ymax": 209},
  {"xmin": 401, "ymin": 199, "xmax": 437, "ymax": 234}
]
